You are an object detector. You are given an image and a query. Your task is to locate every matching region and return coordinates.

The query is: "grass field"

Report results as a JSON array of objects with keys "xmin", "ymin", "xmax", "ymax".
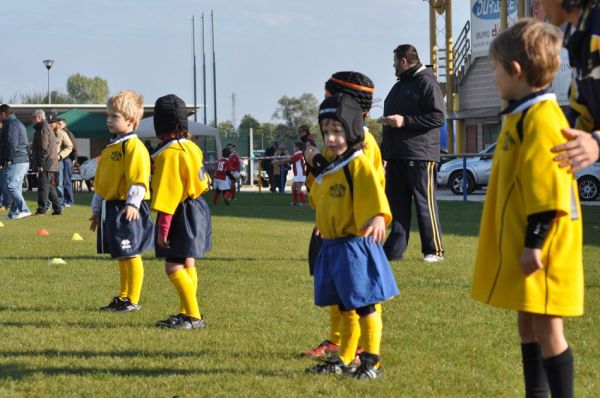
[{"xmin": 0, "ymin": 191, "xmax": 598, "ymax": 397}]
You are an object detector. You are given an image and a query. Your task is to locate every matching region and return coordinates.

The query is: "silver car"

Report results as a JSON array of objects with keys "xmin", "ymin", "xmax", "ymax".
[
  {"xmin": 575, "ymin": 162, "xmax": 600, "ymax": 201},
  {"xmin": 437, "ymin": 144, "xmax": 495, "ymax": 195}
]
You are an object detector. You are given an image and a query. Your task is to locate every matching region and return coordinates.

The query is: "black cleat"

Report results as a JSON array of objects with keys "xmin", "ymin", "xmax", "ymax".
[
  {"xmin": 352, "ymin": 352, "xmax": 381, "ymax": 380},
  {"xmin": 100, "ymin": 296, "xmax": 125, "ymax": 312},
  {"xmin": 156, "ymin": 314, "xmax": 206, "ymax": 330},
  {"xmin": 115, "ymin": 297, "xmax": 141, "ymax": 312},
  {"xmin": 305, "ymin": 356, "xmax": 358, "ymax": 376}
]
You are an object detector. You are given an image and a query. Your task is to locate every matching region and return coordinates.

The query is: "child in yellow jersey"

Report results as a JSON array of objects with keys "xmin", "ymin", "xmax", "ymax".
[
  {"xmin": 471, "ymin": 19, "xmax": 583, "ymax": 398},
  {"xmin": 151, "ymin": 94, "xmax": 212, "ymax": 330},
  {"xmin": 90, "ymin": 90, "xmax": 154, "ymax": 313},
  {"xmin": 303, "ymin": 71, "xmax": 386, "ymax": 360},
  {"xmin": 305, "ymin": 93, "xmax": 398, "ymax": 380}
]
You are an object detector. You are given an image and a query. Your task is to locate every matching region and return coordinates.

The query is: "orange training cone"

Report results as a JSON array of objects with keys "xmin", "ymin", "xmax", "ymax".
[{"xmin": 36, "ymin": 229, "xmax": 49, "ymax": 236}]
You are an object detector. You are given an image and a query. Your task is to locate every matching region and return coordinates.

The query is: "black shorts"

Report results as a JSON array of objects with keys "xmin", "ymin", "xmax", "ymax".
[
  {"xmin": 97, "ymin": 200, "xmax": 154, "ymax": 258},
  {"xmin": 155, "ymin": 196, "xmax": 212, "ymax": 259}
]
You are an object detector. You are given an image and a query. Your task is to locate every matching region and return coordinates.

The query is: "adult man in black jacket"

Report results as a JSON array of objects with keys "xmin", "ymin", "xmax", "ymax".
[{"xmin": 380, "ymin": 44, "xmax": 445, "ymax": 263}]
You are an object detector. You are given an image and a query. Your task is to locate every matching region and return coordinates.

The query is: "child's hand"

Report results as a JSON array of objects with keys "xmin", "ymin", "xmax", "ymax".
[
  {"xmin": 361, "ymin": 215, "xmax": 386, "ymax": 244},
  {"xmin": 157, "ymin": 233, "xmax": 170, "ymax": 248},
  {"xmin": 519, "ymin": 247, "xmax": 544, "ymax": 275},
  {"xmin": 123, "ymin": 205, "xmax": 140, "ymax": 222},
  {"xmin": 89, "ymin": 213, "xmax": 99, "ymax": 232}
]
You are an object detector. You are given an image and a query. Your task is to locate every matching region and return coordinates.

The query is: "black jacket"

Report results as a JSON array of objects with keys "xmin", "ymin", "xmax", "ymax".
[{"xmin": 381, "ymin": 64, "xmax": 445, "ymax": 162}]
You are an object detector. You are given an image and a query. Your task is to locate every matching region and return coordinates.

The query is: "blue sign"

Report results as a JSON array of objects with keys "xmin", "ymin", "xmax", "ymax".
[{"xmin": 472, "ymin": 0, "xmax": 518, "ymax": 20}]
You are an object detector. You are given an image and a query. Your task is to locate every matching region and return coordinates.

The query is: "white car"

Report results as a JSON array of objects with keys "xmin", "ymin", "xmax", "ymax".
[
  {"xmin": 437, "ymin": 144, "xmax": 495, "ymax": 195},
  {"xmin": 575, "ymin": 162, "xmax": 600, "ymax": 201}
]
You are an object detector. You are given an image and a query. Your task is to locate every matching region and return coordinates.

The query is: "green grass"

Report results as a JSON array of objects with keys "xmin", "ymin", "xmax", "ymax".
[{"xmin": 0, "ymin": 191, "xmax": 598, "ymax": 397}]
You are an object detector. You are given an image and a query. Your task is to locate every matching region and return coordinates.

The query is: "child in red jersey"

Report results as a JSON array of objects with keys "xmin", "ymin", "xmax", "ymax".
[
  {"xmin": 227, "ymin": 143, "xmax": 241, "ymax": 200},
  {"xmin": 212, "ymin": 147, "xmax": 233, "ymax": 205},
  {"xmin": 274, "ymin": 141, "xmax": 308, "ymax": 206}
]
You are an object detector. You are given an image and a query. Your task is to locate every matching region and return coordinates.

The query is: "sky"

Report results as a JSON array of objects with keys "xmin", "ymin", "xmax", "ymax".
[{"xmin": 1, "ymin": 0, "xmax": 470, "ymax": 125}]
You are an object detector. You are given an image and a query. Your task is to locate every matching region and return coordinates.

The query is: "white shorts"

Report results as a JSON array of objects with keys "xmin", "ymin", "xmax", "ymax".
[
  {"xmin": 293, "ymin": 175, "xmax": 306, "ymax": 184},
  {"xmin": 213, "ymin": 178, "xmax": 231, "ymax": 191}
]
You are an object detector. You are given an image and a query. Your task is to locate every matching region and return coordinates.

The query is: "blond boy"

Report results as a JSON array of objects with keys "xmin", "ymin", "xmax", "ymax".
[{"xmin": 90, "ymin": 91, "xmax": 154, "ymax": 312}]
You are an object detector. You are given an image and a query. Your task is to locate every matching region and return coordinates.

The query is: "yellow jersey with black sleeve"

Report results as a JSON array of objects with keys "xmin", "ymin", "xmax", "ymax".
[
  {"xmin": 151, "ymin": 139, "xmax": 209, "ymax": 215},
  {"xmin": 309, "ymin": 150, "xmax": 391, "ymax": 239},
  {"xmin": 471, "ymin": 92, "xmax": 583, "ymax": 316},
  {"xmin": 94, "ymin": 133, "xmax": 151, "ymax": 201}
]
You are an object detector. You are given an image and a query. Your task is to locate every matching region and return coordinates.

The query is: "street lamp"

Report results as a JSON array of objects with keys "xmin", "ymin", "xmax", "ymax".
[{"xmin": 42, "ymin": 59, "xmax": 54, "ymax": 105}]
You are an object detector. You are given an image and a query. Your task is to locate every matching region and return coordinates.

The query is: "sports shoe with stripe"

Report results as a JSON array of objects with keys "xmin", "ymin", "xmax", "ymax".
[
  {"xmin": 305, "ymin": 356, "xmax": 358, "ymax": 376},
  {"xmin": 353, "ymin": 352, "xmax": 381, "ymax": 380},
  {"xmin": 301, "ymin": 340, "xmax": 338, "ymax": 358}
]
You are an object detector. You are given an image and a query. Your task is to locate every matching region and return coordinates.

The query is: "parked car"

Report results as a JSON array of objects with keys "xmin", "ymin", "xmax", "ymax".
[
  {"xmin": 438, "ymin": 143, "xmax": 496, "ymax": 195},
  {"xmin": 575, "ymin": 162, "xmax": 600, "ymax": 201}
]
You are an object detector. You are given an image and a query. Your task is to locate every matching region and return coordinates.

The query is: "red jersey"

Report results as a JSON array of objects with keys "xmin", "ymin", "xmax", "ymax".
[
  {"xmin": 290, "ymin": 150, "xmax": 306, "ymax": 177},
  {"xmin": 229, "ymin": 153, "xmax": 241, "ymax": 171},
  {"xmin": 214, "ymin": 157, "xmax": 231, "ymax": 180}
]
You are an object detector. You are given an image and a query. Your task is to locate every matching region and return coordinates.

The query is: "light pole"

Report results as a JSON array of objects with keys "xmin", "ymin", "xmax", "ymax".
[{"xmin": 42, "ymin": 59, "xmax": 54, "ymax": 105}]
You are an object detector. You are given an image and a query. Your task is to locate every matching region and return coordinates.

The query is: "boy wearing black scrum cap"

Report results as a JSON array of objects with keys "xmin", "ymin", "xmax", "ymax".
[
  {"xmin": 305, "ymin": 93, "xmax": 398, "ymax": 379},
  {"xmin": 151, "ymin": 94, "xmax": 212, "ymax": 330},
  {"xmin": 302, "ymin": 71, "xmax": 386, "ymax": 359}
]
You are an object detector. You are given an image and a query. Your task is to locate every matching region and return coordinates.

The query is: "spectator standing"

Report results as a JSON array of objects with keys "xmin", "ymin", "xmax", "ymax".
[
  {"xmin": 262, "ymin": 141, "xmax": 277, "ymax": 192},
  {"xmin": 48, "ymin": 115, "xmax": 72, "ymax": 209},
  {"xmin": 380, "ymin": 44, "xmax": 445, "ymax": 263},
  {"xmin": 273, "ymin": 144, "xmax": 289, "ymax": 193},
  {"xmin": 59, "ymin": 118, "xmax": 77, "ymax": 207},
  {"xmin": 542, "ymin": 0, "xmax": 600, "ymax": 172},
  {"xmin": 0, "ymin": 104, "xmax": 31, "ymax": 219},
  {"xmin": 31, "ymin": 110, "xmax": 62, "ymax": 215}
]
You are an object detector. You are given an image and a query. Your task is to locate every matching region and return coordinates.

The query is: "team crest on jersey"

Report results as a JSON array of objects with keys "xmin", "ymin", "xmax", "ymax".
[
  {"xmin": 121, "ymin": 239, "xmax": 132, "ymax": 250},
  {"xmin": 111, "ymin": 151, "xmax": 122, "ymax": 161},
  {"xmin": 502, "ymin": 133, "xmax": 516, "ymax": 151},
  {"xmin": 329, "ymin": 184, "xmax": 346, "ymax": 198}
]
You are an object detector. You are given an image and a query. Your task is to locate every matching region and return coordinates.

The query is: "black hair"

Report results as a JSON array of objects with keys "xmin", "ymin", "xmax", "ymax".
[
  {"xmin": 394, "ymin": 44, "xmax": 420, "ymax": 65},
  {"xmin": 222, "ymin": 147, "xmax": 231, "ymax": 158}
]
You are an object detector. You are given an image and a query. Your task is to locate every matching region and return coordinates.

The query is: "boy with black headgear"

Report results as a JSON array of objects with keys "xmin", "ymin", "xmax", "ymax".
[
  {"xmin": 302, "ymin": 71, "xmax": 386, "ymax": 359},
  {"xmin": 212, "ymin": 147, "xmax": 234, "ymax": 205},
  {"xmin": 151, "ymin": 94, "xmax": 212, "ymax": 330},
  {"xmin": 305, "ymin": 93, "xmax": 398, "ymax": 380}
]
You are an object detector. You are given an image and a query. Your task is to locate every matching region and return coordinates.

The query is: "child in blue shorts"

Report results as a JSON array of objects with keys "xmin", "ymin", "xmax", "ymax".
[
  {"xmin": 151, "ymin": 94, "xmax": 212, "ymax": 330},
  {"xmin": 305, "ymin": 93, "xmax": 399, "ymax": 379},
  {"xmin": 90, "ymin": 90, "xmax": 154, "ymax": 312}
]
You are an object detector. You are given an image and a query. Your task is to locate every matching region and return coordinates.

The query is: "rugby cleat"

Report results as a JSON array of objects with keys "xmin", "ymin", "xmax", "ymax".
[
  {"xmin": 156, "ymin": 314, "xmax": 207, "ymax": 330},
  {"xmin": 100, "ymin": 296, "xmax": 125, "ymax": 312},
  {"xmin": 305, "ymin": 356, "xmax": 358, "ymax": 376},
  {"xmin": 115, "ymin": 297, "xmax": 141, "ymax": 312},
  {"xmin": 352, "ymin": 352, "xmax": 382, "ymax": 380},
  {"xmin": 301, "ymin": 340, "xmax": 338, "ymax": 358}
]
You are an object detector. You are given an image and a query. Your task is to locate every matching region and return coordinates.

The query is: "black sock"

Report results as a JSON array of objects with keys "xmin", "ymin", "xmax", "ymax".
[
  {"xmin": 543, "ymin": 347, "xmax": 574, "ymax": 398},
  {"xmin": 521, "ymin": 343, "xmax": 549, "ymax": 398}
]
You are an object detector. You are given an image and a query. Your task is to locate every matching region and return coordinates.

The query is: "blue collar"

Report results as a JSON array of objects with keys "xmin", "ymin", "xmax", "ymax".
[{"xmin": 499, "ymin": 90, "xmax": 556, "ymax": 116}]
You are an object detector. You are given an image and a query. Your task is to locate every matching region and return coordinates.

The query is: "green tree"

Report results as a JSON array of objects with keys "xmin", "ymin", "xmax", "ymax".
[
  {"xmin": 66, "ymin": 73, "xmax": 109, "ymax": 103},
  {"xmin": 217, "ymin": 120, "xmax": 235, "ymax": 137},
  {"xmin": 19, "ymin": 90, "xmax": 72, "ymax": 104},
  {"xmin": 255, "ymin": 122, "xmax": 277, "ymax": 150},
  {"xmin": 272, "ymin": 93, "xmax": 318, "ymax": 129},
  {"xmin": 365, "ymin": 115, "xmax": 383, "ymax": 144},
  {"xmin": 238, "ymin": 114, "xmax": 260, "ymax": 131}
]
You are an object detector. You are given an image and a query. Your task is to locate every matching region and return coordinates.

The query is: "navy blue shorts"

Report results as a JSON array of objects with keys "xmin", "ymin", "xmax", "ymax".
[
  {"xmin": 314, "ymin": 236, "xmax": 399, "ymax": 310},
  {"xmin": 155, "ymin": 196, "xmax": 212, "ymax": 259},
  {"xmin": 97, "ymin": 200, "xmax": 154, "ymax": 258}
]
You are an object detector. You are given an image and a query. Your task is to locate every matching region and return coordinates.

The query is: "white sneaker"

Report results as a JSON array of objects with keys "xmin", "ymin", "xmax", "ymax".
[
  {"xmin": 13, "ymin": 211, "xmax": 32, "ymax": 220},
  {"xmin": 424, "ymin": 254, "xmax": 444, "ymax": 263}
]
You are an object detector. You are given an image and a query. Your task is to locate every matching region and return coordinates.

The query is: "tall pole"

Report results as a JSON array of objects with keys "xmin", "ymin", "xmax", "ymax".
[
  {"xmin": 445, "ymin": 0, "xmax": 454, "ymax": 154},
  {"xmin": 192, "ymin": 16, "xmax": 197, "ymax": 122},
  {"xmin": 211, "ymin": 10, "xmax": 217, "ymax": 127},
  {"xmin": 202, "ymin": 13, "xmax": 207, "ymax": 125},
  {"xmin": 42, "ymin": 59, "xmax": 54, "ymax": 105}
]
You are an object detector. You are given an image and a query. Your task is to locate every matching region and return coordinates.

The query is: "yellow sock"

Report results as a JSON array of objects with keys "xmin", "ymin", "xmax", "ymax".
[
  {"xmin": 117, "ymin": 259, "xmax": 129, "ymax": 299},
  {"xmin": 123, "ymin": 256, "xmax": 144, "ymax": 305},
  {"xmin": 180, "ymin": 267, "xmax": 198, "ymax": 315},
  {"xmin": 168, "ymin": 270, "xmax": 201, "ymax": 319},
  {"xmin": 358, "ymin": 309, "xmax": 383, "ymax": 356},
  {"xmin": 328, "ymin": 305, "xmax": 342, "ymax": 346},
  {"xmin": 359, "ymin": 303, "xmax": 382, "ymax": 349},
  {"xmin": 338, "ymin": 310, "xmax": 361, "ymax": 365}
]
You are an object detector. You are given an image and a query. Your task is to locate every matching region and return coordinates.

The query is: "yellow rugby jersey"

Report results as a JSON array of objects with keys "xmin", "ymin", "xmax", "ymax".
[
  {"xmin": 471, "ymin": 93, "xmax": 583, "ymax": 316},
  {"xmin": 94, "ymin": 134, "xmax": 151, "ymax": 201},
  {"xmin": 309, "ymin": 150, "xmax": 391, "ymax": 239},
  {"xmin": 151, "ymin": 139, "xmax": 209, "ymax": 215}
]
